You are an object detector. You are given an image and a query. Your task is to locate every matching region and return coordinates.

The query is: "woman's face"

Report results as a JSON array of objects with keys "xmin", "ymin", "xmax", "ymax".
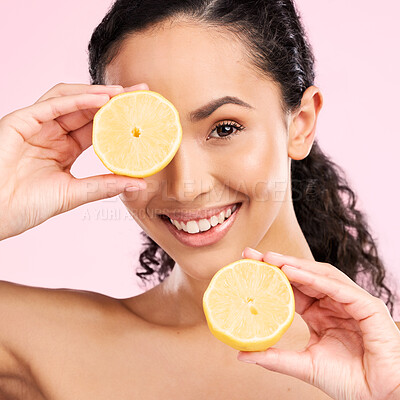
[{"xmin": 104, "ymin": 20, "xmax": 292, "ymax": 280}]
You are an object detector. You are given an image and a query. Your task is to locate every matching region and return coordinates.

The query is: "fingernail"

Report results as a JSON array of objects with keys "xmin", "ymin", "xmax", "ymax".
[
  {"xmin": 246, "ymin": 247, "xmax": 263, "ymax": 257},
  {"xmin": 282, "ymin": 264, "xmax": 298, "ymax": 270},
  {"xmin": 125, "ymin": 183, "xmax": 146, "ymax": 191},
  {"xmin": 238, "ymin": 358, "xmax": 257, "ymax": 364},
  {"xmin": 125, "ymin": 83, "xmax": 149, "ymax": 91},
  {"xmin": 136, "ymin": 83, "xmax": 149, "ymax": 89},
  {"xmin": 268, "ymin": 251, "xmax": 283, "ymax": 257}
]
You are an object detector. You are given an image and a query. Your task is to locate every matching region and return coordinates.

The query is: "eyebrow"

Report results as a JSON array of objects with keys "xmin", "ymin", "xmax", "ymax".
[{"xmin": 189, "ymin": 96, "xmax": 254, "ymax": 122}]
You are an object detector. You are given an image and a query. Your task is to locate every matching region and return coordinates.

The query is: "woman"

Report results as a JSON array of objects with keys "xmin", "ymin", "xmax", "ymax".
[{"xmin": 0, "ymin": 0, "xmax": 399, "ymax": 399}]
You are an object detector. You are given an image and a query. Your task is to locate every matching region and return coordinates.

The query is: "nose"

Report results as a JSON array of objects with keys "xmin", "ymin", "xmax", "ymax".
[{"xmin": 161, "ymin": 139, "xmax": 214, "ymax": 203}]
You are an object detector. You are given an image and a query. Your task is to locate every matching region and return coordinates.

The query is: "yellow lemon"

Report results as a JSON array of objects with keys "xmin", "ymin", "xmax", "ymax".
[
  {"xmin": 203, "ymin": 258, "xmax": 295, "ymax": 351},
  {"xmin": 92, "ymin": 90, "xmax": 182, "ymax": 177}
]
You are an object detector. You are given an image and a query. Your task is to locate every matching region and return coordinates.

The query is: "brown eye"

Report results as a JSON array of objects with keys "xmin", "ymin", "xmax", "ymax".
[
  {"xmin": 217, "ymin": 124, "xmax": 235, "ymax": 137},
  {"xmin": 208, "ymin": 121, "xmax": 244, "ymax": 140}
]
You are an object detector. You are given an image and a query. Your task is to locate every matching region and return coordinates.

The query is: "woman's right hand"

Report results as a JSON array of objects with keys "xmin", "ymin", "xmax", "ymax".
[{"xmin": 0, "ymin": 82, "xmax": 149, "ymax": 241}]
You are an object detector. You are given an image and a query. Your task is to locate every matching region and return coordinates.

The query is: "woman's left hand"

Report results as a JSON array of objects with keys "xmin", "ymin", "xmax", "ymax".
[{"xmin": 237, "ymin": 248, "xmax": 400, "ymax": 400}]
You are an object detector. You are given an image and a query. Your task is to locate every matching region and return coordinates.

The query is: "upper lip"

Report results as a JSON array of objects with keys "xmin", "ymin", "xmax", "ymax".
[{"xmin": 157, "ymin": 202, "xmax": 241, "ymax": 222}]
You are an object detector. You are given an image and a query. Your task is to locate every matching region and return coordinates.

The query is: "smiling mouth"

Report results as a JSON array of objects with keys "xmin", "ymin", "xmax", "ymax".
[{"xmin": 158, "ymin": 202, "xmax": 241, "ymax": 234}]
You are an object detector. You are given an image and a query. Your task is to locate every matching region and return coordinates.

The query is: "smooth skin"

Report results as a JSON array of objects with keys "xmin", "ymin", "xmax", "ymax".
[
  {"xmin": 114, "ymin": 21, "xmax": 322, "ymax": 324},
  {"xmin": 0, "ymin": 19, "xmax": 399, "ymax": 400}
]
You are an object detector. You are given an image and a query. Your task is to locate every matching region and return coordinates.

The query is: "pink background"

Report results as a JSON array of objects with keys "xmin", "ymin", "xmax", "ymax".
[{"xmin": 0, "ymin": 1, "xmax": 399, "ymax": 316}]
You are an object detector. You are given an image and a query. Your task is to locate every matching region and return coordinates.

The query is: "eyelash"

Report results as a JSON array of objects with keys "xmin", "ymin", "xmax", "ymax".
[{"xmin": 207, "ymin": 120, "xmax": 245, "ymax": 141}]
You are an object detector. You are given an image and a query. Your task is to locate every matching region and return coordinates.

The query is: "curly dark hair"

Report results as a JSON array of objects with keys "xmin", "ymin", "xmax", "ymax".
[{"xmin": 87, "ymin": 0, "xmax": 396, "ymax": 314}]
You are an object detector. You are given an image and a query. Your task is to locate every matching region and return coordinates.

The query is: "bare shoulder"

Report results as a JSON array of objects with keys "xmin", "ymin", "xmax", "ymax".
[
  {"xmin": 0, "ymin": 280, "xmax": 136, "ymax": 375},
  {"xmin": 0, "ymin": 279, "xmax": 124, "ymax": 327},
  {"xmin": 0, "ymin": 279, "xmax": 148, "ymax": 398}
]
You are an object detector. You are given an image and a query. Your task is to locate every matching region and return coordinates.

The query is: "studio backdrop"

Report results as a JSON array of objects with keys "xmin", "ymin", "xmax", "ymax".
[{"xmin": 0, "ymin": 0, "xmax": 399, "ymax": 317}]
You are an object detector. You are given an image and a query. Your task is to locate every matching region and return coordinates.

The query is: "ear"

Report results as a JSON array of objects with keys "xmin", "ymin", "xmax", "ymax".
[{"xmin": 287, "ymin": 86, "xmax": 323, "ymax": 160}]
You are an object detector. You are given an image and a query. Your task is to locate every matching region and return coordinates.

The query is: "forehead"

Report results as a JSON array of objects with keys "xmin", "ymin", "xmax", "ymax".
[
  {"xmin": 105, "ymin": 20, "xmax": 250, "ymax": 82},
  {"xmin": 104, "ymin": 20, "xmax": 276, "ymax": 110}
]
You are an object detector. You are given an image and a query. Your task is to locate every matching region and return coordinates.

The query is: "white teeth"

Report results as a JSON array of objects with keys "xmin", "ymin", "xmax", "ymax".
[
  {"xmin": 186, "ymin": 220, "xmax": 200, "ymax": 234},
  {"xmin": 198, "ymin": 219, "xmax": 211, "ymax": 232},
  {"xmin": 210, "ymin": 215, "xmax": 219, "ymax": 227},
  {"xmin": 173, "ymin": 220, "xmax": 182, "ymax": 230},
  {"xmin": 167, "ymin": 204, "xmax": 240, "ymax": 234},
  {"xmin": 171, "ymin": 218, "xmax": 186, "ymax": 232},
  {"xmin": 218, "ymin": 211, "xmax": 225, "ymax": 224}
]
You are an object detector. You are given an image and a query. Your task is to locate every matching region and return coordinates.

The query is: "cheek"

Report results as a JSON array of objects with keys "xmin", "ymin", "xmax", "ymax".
[
  {"xmin": 213, "ymin": 126, "xmax": 289, "ymax": 201},
  {"xmin": 119, "ymin": 176, "xmax": 164, "ymax": 214},
  {"xmin": 250, "ymin": 135, "xmax": 288, "ymax": 202},
  {"xmin": 119, "ymin": 186, "xmax": 155, "ymax": 228}
]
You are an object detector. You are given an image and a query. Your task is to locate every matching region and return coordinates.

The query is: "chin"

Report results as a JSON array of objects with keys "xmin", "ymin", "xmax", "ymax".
[{"xmin": 175, "ymin": 251, "xmax": 240, "ymax": 282}]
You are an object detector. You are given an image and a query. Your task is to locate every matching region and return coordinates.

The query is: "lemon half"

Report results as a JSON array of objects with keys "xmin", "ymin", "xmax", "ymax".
[
  {"xmin": 203, "ymin": 259, "xmax": 295, "ymax": 351},
  {"xmin": 93, "ymin": 90, "xmax": 182, "ymax": 178}
]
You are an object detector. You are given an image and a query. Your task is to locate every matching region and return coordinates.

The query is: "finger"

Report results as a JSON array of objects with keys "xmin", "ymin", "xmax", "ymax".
[
  {"xmin": 241, "ymin": 247, "xmax": 264, "ymax": 260},
  {"xmin": 280, "ymin": 265, "xmax": 395, "ymax": 332},
  {"xmin": 69, "ymin": 120, "xmax": 94, "ymax": 152},
  {"xmin": 123, "ymin": 83, "xmax": 150, "ymax": 92},
  {"xmin": 285, "ymin": 265, "xmax": 400, "ymax": 358},
  {"xmin": 66, "ymin": 174, "xmax": 147, "ymax": 210},
  {"xmin": 54, "ymin": 83, "xmax": 150, "ymax": 133},
  {"xmin": 288, "ymin": 280, "xmax": 326, "ymax": 300},
  {"xmin": 237, "ymin": 348, "xmax": 313, "ymax": 385},
  {"xmin": 291, "ymin": 285, "xmax": 316, "ymax": 315},
  {"xmin": 55, "ymin": 107, "xmax": 99, "ymax": 134},
  {"xmin": 35, "ymin": 83, "xmax": 124, "ymax": 103},
  {"xmin": 262, "ymin": 252, "xmax": 358, "ymax": 287},
  {"xmin": 242, "ymin": 248, "xmax": 331, "ymax": 276},
  {"xmin": 9, "ymin": 93, "xmax": 111, "ymax": 141},
  {"xmin": 263, "ymin": 252, "xmax": 331, "ymax": 274},
  {"xmin": 35, "ymin": 82, "xmax": 149, "ymax": 103},
  {"xmin": 246, "ymin": 250, "xmax": 357, "ymax": 300}
]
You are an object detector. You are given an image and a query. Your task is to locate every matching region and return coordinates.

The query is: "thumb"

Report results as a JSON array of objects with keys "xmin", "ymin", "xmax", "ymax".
[
  {"xmin": 237, "ymin": 348, "xmax": 313, "ymax": 383},
  {"xmin": 67, "ymin": 174, "xmax": 146, "ymax": 209}
]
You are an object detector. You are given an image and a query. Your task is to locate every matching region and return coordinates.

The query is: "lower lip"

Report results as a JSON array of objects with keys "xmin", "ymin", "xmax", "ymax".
[{"xmin": 159, "ymin": 203, "xmax": 242, "ymax": 248}]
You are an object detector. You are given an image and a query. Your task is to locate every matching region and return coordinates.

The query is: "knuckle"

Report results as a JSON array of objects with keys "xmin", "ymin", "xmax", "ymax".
[
  {"xmin": 53, "ymin": 82, "xmax": 66, "ymax": 89},
  {"xmin": 319, "ymin": 262, "xmax": 334, "ymax": 270},
  {"xmin": 48, "ymin": 82, "xmax": 66, "ymax": 95},
  {"xmin": 1, "ymin": 111, "xmax": 21, "ymax": 126},
  {"xmin": 0, "ymin": 113, "xmax": 11, "ymax": 126},
  {"xmin": 35, "ymin": 82, "xmax": 67, "ymax": 103},
  {"xmin": 373, "ymin": 297, "xmax": 387, "ymax": 309},
  {"xmin": 322, "ymin": 262, "xmax": 333, "ymax": 268},
  {"xmin": 49, "ymin": 101, "xmax": 63, "ymax": 119},
  {"xmin": 365, "ymin": 295, "xmax": 387, "ymax": 312}
]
